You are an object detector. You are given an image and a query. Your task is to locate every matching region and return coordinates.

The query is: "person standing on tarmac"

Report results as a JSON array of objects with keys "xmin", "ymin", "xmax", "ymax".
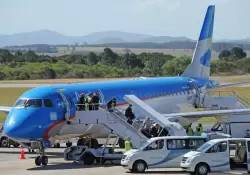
[
  {"xmin": 196, "ymin": 123, "xmax": 203, "ymax": 136},
  {"xmin": 124, "ymin": 137, "xmax": 132, "ymax": 151},
  {"xmin": 186, "ymin": 124, "xmax": 194, "ymax": 136}
]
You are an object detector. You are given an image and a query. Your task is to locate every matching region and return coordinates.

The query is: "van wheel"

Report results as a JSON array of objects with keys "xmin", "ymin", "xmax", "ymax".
[
  {"xmin": 195, "ymin": 163, "xmax": 209, "ymax": 175},
  {"xmin": 132, "ymin": 160, "xmax": 147, "ymax": 173}
]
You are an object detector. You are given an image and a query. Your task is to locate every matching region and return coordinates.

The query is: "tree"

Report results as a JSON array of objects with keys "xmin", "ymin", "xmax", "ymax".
[
  {"xmin": 0, "ymin": 49, "xmax": 12, "ymax": 62},
  {"xmin": 87, "ymin": 52, "xmax": 98, "ymax": 66},
  {"xmin": 0, "ymin": 72, "xmax": 6, "ymax": 80},
  {"xmin": 218, "ymin": 50, "xmax": 231, "ymax": 61},
  {"xmin": 230, "ymin": 47, "xmax": 247, "ymax": 60},
  {"xmin": 43, "ymin": 68, "xmax": 57, "ymax": 79}
]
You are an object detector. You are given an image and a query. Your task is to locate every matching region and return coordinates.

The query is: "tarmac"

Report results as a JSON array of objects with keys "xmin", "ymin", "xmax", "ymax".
[{"xmin": 0, "ymin": 121, "xmax": 248, "ymax": 175}]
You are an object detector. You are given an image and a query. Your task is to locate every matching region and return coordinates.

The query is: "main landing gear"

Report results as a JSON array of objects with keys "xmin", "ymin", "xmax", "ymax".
[{"xmin": 35, "ymin": 142, "xmax": 48, "ymax": 166}]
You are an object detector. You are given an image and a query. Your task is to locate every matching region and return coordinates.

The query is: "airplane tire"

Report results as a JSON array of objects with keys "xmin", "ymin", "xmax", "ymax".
[
  {"xmin": 118, "ymin": 138, "xmax": 125, "ymax": 148},
  {"xmin": 35, "ymin": 156, "xmax": 42, "ymax": 166},
  {"xmin": 41, "ymin": 156, "xmax": 48, "ymax": 166},
  {"xmin": 0, "ymin": 138, "xmax": 8, "ymax": 147}
]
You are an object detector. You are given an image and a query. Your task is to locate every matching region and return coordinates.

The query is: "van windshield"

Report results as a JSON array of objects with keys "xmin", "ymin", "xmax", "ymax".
[
  {"xmin": 196, "ymin": 142, "xmax": 213, "ymax": 152},
  {"xmin": 137, "ymin": 140, "xmax": 152, "ymax": 149}
]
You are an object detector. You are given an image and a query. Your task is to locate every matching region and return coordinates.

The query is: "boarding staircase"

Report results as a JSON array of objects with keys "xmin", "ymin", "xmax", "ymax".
[
  {"xmin": 199, "ymin": 90, "xmax": 250, "ymax": 110},
  {"xmin": 73, "ymin": 95, "xmax": 186, "ymax": 148}
]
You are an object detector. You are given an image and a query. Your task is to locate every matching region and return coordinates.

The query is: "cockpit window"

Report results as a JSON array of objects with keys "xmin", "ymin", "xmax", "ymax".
[
  {"xmin": 14, "ymin": 99, "xmax": 27, "ymax": 107},
  {"xmin": 25, "ymin": 99, "xmax": 42, "ymax": 108},
  {"xmin": 14, "ymin": 99, "xmax": 42, "ymax": 108},
  {"xmin": 44, "ymin": 99, "xmax": 53, "ymax": 108}
]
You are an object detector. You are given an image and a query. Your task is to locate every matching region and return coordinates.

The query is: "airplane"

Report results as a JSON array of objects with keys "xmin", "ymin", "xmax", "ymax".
[{"xmin": 1, "ymin": 5, "xmax": 250, "ymax": 165}]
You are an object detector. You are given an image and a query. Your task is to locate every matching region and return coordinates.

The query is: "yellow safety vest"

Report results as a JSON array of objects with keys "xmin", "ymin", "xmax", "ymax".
[
  {"xmin": 125, "ymin": 140, "xmax": 131, "ymax": 151},
  {"xmin": 85, "ymin": 96, "xmax": 91, "ymax": 109},
  {"xmin": 198, "ymin": 126, "xmax": 203, "ymax": 136},
  {"xmin": 187, "ymin": 127, "xmax": 194, "ymax": 136}
]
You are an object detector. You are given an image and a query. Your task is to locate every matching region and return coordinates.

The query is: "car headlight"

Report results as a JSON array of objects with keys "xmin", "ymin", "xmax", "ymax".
[
  {"xmin": 125, "ymin": 154, "xmax": 133, "ymax": 160},
  {"xmin": 186, "ymin": 157, "xmax": 194, "ymax": 163}
]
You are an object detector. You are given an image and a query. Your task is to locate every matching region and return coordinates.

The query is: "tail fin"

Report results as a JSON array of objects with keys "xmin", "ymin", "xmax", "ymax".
[{"xmin": 181, "ymin": 5, "xmax": 215, "ymax": 79}]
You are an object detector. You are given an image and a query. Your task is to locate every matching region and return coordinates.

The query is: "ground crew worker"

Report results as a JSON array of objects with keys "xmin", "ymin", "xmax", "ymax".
[
  {"xmin": 196, "ymin": 123, "xmax": 203, "ymax": 136},
  {"xmin": 86, "ymin": 93, "xmax": 93, "ymax": 110},
  {"xmin": 186, "ymin": 124, "xmax": 194, "ymax": 136},
  {"xmin": 124, "ymin": 137, "xmax": 132, "ymax": 151}
]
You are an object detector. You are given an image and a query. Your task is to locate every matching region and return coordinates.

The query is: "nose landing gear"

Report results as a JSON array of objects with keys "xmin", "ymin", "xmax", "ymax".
[{"xmin": 35, "ymin": 142, "xmax": 48, "ymax": 166}]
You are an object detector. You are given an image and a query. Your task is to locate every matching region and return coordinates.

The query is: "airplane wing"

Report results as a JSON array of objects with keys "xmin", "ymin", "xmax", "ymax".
[
  {"xmin": 164, "ymin": 108, "xmax": 250, "ymax": 118},
  {"xmin": 163, "ymin": 108, "xmax": 250, "ymax": 126},
  {"xmin": 0, "ymin": 106, "xmax": 12, "ymax": 114}
]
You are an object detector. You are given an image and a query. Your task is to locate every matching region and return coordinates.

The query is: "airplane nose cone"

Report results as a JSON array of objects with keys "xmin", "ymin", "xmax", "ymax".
[{"xmin": 4, "ymin": 109, "xmax": 32, "ymax": 140}]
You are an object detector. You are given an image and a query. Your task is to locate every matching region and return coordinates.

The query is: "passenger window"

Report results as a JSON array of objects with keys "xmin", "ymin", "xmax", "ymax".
[
  {"xmin": 44, "ymin": 99, "xmax": 53, "ymax": 107},
  {"xmin": 145, "ymin": 140, "xmax": 164, "ymax": 151},
  {"xmin": 207, "ymin": 142, "xmax": 227, "ymax": 153},
  {"xmin": 167, "ymin": 139, "xmax": 206, "ymax": 150}
]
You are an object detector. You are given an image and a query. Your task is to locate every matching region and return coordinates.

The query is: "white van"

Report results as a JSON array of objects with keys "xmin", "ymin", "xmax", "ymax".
[
  {"xmin": 121, "ymin": 136, "xmax": 207, "ymax": 173},
  {"xmin": 181, "ymin": 138, "xmax": 250, "ymax": 175}
]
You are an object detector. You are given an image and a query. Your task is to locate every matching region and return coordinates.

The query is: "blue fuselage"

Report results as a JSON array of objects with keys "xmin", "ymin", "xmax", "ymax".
[{"xmin": 4, "ymin": 76, "xmax": 209, "ymax": 142}]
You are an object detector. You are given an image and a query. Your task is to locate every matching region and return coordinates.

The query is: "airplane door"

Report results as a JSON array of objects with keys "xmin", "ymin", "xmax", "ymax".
[
  {"xmin": 98, "ymin": 89, "xmax": 105, "ymax": 106},
  {"xmin": 188, "ymin": 80, "xmax": 200, "ymax": 107},
  {"xmin": 247, "ymin": 141, "xmax": 250, "ymax": 172},
  {"xmin": 56, "ymin": 89, "xmax": 75, "ymax": 121}
]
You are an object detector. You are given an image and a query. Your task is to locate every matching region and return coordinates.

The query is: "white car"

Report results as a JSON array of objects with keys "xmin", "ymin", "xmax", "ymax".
[
  {"xmin": 181, "ymin": 138, "xmax": 250, "ymax": 175},
  {"xmin": 121, "ymin": 136, "xmax": 207, "ymax": 173}
]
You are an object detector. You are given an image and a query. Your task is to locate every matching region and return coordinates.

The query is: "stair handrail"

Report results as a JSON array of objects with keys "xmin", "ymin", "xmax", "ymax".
[
  {"xmin": 235, "ymin": 95, "xmax": 250, "ymax": 107},
  {"xmin": 107, "ymin": 108, "xmax": 146, "ymax": 137}
]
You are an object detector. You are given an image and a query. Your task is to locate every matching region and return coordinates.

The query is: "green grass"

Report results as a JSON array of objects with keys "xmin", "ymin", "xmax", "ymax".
[{"xmin": 0, "ymin": 88, "xmax": 30, "ymax": 122}]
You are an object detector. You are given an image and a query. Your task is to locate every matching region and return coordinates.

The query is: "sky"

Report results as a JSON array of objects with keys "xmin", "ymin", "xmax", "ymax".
[{"xmin": 0, "ymin": 0, "xmax": 249, "ymax": 40}]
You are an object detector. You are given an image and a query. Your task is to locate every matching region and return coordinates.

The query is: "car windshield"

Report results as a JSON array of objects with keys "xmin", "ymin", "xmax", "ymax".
[
  {"xmin": 137, "ymin": 140, "xmax": 152, "ymax": 149},
  {"xmin": 195, "ymin": 142, "xmax": 213, "ymax": 152},
  {"xmin": 14, "ymin": 99, "xmax": 42, "ymax": 108}
]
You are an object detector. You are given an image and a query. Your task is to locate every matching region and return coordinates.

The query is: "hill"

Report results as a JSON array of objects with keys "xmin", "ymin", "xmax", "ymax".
[{"xmin": 0, "ymin": 30, "xmax": 199, "ymax": 46}]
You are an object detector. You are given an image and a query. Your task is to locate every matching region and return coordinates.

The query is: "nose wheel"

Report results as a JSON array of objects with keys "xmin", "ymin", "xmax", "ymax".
[
  {"xmin": 35, "ymin": 156, "xmax": 48, "ymax": 166},
  {"xmin": 35, "ymin": 142, "xmax": 48, "ymax": 166}
]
